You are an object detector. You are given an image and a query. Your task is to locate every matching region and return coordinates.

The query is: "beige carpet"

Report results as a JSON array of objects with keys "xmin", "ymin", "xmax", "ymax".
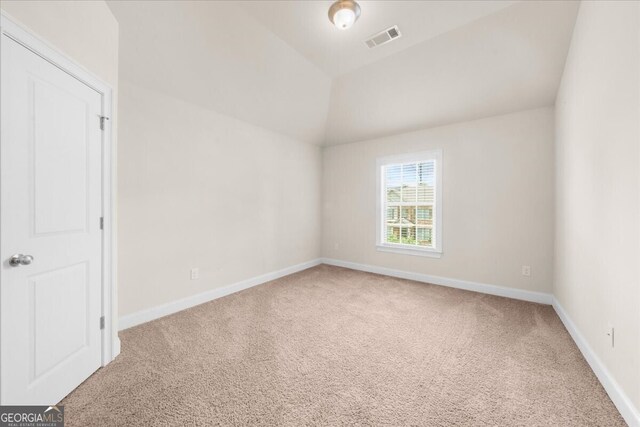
[{"xmin": 61, "ymin": 265, "xmax": 625, "ymax": 426}]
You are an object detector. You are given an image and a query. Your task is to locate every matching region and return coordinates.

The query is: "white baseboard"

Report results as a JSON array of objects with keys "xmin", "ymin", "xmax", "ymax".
[
  {"xmin": 552, "ymin": 298, "xmax": 640, "ymax": 427},
  {"xmin": 118, "ymin": 259, "xmax": 322, "ymax": 330},
  {"xmin": 321, "ymin": 258, "xmax": 553, "ymax": 304}
]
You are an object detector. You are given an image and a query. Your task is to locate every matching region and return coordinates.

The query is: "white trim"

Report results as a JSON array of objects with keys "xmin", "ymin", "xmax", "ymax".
[
  {"xmin": 119, "ymin": 259, "xmax": 322, "ymax": 330},
  {"xmin": 376, "ymin": 149, "xmax": 443, "ymax": 255},
  {"xmin": 321, "ymin": 258, "xmax": 552, "ymax": 304},
  {"xmin": 552, "ymin": 298, "xmax": 640, "ymax": 427},
  {"xmin": 376, "ymin": 244, "xmax": 442, "ymax": 258},
  {"xmin": 0, "ymin": 13, "xmax": 111, "ymax": 96},
  {"xmin": 0, "ymin": 13, "xmax": 118, "ymax": 368}
]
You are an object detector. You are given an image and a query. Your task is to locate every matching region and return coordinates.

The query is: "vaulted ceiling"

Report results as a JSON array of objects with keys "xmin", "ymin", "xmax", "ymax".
[
  {"xmin": 108, "ymin": 1, "xmax": 579, "ymax": 146},
  {"xmin": 240, "ymin": 1, "xmax": 518, "ymax": 77}
]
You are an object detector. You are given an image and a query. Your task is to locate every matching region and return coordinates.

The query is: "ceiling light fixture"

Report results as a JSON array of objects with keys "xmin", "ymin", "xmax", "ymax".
[{"xmin": 328, "ymin": 0, "xmax": 361, "ymax": 30}]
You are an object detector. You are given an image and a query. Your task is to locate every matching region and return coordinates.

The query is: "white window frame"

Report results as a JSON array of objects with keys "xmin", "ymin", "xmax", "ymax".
[{"xmin": 376, "ymin": 150, "xmax": 443, "ymax": 258}]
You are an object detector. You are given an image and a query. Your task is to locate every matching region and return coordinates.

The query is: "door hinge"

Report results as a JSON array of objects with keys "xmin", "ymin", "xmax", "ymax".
[
  {"xmin": 100, "ymin": 316, "xmax": 105, "ymax": 330},
  {"xmin": 100, "ymin": 116, "xmax": 110, "ymax": 131},
  {"xmin": 100, "ymin": 217, "xmax": 104, "ymax": 230}
]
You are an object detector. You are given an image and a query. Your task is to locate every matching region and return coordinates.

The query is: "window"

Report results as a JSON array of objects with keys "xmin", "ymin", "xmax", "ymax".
[{"xmin": 376, "ymin": 150, "xmax": 442, "ymax": 257}]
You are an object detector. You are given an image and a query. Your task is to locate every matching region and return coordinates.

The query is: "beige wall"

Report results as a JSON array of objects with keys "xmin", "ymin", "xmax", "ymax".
[
  {"xmin": 555, "ymin": 0, "xmax": 640, "ymax": 414},
  {"xmin": 1, "ymin": 1, "xmax": 118, "ymax": 87},
  {"xmin": 322, "ymin": 107, "xmax": 555, "ymax": 294},
  {"xmin": 117, "ymin": 80, "xmax": 322, "ymax": 316},
  {"xmin": 0, "ymin": 0, "xmax": 121, "ymax": 338},
  {"xmin": 111, "ymin": 1, "xmax": 325, "ymax": 318}
]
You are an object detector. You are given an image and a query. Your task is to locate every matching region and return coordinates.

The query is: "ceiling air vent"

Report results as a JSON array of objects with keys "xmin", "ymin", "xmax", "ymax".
[{"xmin": 364, "ymin": 25, "xmax": 401, "ymax": 49}]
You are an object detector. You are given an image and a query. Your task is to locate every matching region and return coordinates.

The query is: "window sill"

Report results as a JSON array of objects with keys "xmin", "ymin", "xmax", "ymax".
[{"xmin": 376, "ymin": 244, "xmax": 442, "ymax": 258}]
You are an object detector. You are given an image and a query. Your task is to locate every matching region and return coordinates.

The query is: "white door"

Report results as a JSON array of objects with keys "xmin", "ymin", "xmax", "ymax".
[{"xmin": 1, "ymin": 35, "xmax": 103, "ymax": 405}]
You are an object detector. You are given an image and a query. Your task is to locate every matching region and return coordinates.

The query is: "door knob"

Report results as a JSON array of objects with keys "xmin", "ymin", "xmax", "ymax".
[{"xmin": 9, "ymin": 254, "xmax": 34, "ymax": 267}]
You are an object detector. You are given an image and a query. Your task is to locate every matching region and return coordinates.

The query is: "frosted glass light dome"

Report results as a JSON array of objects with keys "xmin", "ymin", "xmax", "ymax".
[
  {"xmin": 333, "ymin": 8, "xmax": 356, "ymax": 30},
  {"xmin": 328, "ymin": 0, "xmax": 361, "ymax": 30}
]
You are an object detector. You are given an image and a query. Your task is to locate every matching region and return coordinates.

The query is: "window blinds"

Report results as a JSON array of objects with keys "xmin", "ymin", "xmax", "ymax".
[{"xmin": 383, "ymin": 160, "xmax": 436, "ymax": 248}]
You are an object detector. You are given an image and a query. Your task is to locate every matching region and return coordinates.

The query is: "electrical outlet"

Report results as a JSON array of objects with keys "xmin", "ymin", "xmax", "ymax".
[
  {"xmin": 521, "ymin": 265, "xmax": 531, "ymax": 277},
  {"xmin": 190, "ymin": 268, "xmax": 199, "ymax": 280},
  {"xmin": 334, "ymin": 243, "xmax": 340, "ymax": 251},
  {"xmin": 607, "ymin": 323, "xmax": 615, "ymax": 348}
]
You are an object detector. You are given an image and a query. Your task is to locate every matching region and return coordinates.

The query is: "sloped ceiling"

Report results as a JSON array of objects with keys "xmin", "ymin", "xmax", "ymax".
[
  {"xmin": 239, "ymin": 0, "xmax": 518, "ymax": 77},
  {"xmin": 107, "ymin": 0, "xmax": 332, "ymax": 144},
  {"xmin": 326, "ymin": 0, "xmax": 580, "ymax": 144},
  {"xmin": 108, "ymin": 1, "xmax": 579, "ymax": 146}
]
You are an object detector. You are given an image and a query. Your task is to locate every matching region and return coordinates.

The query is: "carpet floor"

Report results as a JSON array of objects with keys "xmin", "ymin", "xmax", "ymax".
[{"xmin": 61, "ymin": 265, "xmax": 625, "ymax": 426}]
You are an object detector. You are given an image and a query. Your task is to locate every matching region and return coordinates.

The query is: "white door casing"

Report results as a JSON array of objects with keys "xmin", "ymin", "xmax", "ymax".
[{"xmin": 0, "ymin": 14, "xmax": 117, "ymax": 405}]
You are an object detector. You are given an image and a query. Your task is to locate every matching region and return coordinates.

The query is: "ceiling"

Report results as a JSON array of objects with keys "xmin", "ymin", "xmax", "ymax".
[
  {"xmin": 108, "ymin": 1, "xmax": 579, "ymax": 146},
  {"xmin": 108, "ymin": 0, "xmax": 332, "ymax": 144},
  {"xmin": 326, "ymin": 0, "xmax": 580, "ymax": 144},
  {"xmin": 240, "ymin": 1, "xmax": 518, "ymax": 77}
]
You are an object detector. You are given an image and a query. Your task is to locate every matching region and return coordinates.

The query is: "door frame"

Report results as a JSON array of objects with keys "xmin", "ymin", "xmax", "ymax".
[{"xmin": 0, "ymin": 11, "xmax": 118, "ymax": 400}]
